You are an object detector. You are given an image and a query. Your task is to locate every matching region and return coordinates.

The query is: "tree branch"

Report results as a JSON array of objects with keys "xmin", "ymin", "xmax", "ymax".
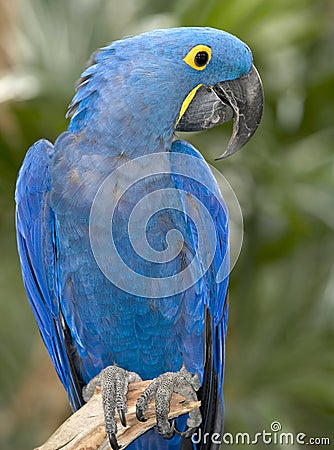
[{"xmin": 35, "ymin": 380, "xmax": 200, "ymax": 450}]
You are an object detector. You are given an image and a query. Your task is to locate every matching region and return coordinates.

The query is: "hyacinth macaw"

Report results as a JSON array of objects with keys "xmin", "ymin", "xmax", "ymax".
[{"xmin": 15, "ymin": 27, "xmax": 263, "ymax": 449}]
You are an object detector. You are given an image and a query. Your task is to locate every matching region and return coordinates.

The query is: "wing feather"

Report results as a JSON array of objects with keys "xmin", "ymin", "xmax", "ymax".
[
  {"xmin": 171, "ymin": 140, "xmax": 229, "ymax": 448},
  {"xmin": 15, "ymin": 139, "xmax": 83, "ymax": 410}
]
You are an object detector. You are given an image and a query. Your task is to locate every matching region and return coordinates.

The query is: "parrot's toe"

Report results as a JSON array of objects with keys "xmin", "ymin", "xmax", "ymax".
[
  {"xmin": 83, "ymin": 365, "xmax": 142, "ymax": 449},
  {"xmin": 135, "ymin": 366, "xmax": 202, "ymax": 440}
]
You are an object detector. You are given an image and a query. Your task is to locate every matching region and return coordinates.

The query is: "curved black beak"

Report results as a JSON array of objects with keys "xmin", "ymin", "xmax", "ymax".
[
  {"xmin": 176, "ymin": 64, "xmax": 263, "ymax": 159},
  {"xmin": 214, "ymin": 65, "xmax": 263, "ymax": 159}
]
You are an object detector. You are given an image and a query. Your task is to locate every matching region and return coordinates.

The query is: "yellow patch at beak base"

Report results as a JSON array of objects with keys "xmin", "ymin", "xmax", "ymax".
[{"xmin": 177, "ymin": 84, "xmax": 203, "ymax": 125}]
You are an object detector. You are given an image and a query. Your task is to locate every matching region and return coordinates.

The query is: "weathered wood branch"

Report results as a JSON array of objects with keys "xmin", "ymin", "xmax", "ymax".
[{"xmin": 35, "ymin": 380, "xmax": 200, "ymax": 450}]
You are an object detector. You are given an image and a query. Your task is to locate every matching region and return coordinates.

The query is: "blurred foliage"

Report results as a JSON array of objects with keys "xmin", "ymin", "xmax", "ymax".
[{"xmin": 0, "ymin": 0, "xmax": 333, "ymax": 448}]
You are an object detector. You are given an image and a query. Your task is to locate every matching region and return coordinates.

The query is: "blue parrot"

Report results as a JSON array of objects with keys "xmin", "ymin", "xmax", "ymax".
[{"xmin": 15, "ymin": 27, "xmax": 263, "ymax": 449}]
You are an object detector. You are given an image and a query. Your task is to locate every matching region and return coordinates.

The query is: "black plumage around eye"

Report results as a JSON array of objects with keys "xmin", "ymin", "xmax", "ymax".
[{"xmin": 194, "ymin": 51, "xmax": 209, "ymax": 67}]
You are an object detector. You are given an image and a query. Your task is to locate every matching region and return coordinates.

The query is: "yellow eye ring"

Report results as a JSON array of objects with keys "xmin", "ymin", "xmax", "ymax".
[{"xmin": 183, "ymin": 45, "xmax": 212, "ymax": 71}]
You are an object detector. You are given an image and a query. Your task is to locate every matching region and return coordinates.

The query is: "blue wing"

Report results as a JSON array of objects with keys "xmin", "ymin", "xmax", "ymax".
[
  {"xmin": 129, "ymin": 140, "xmax": 229, "ymax": 449},
  {"xmin": 126, "ymin": 140, "xmax": 229, "ymax": 450},
  {"xmin": 15, "ymin": 139, "xmax": 83, "ymax": 410},
  {"xmin": 171, "ymin": 140, "xmax": 229, "ymax": 446}
]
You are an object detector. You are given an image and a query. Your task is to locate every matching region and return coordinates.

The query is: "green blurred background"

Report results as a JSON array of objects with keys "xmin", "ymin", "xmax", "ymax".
[{"xmin": 0, "ymin": 0, "xmax": 333, "ymax": 448}]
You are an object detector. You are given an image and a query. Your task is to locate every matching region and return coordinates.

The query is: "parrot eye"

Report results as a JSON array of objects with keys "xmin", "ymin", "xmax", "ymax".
[
  {"xmin": 183, "ymin": 44, "xmax": 212, "ymax": 71},
  {"xmin": 195, "ymin": 51, "xmax": 209, "ymax": 67}
]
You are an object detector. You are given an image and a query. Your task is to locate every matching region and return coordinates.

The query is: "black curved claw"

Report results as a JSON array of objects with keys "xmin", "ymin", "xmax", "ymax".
[
  {"xmin": 108, "ymin": 432, "xmax": 121, "ymax": 450},
  {"xmin": 136, "ymin": 407, "xmax": 148, "ymax": 422},
  {"xmin": 175, "ymin": 426, "xmax": 197, "ymax": 439},
  {"xmin": 118, "ymin": 408, "xmax": 127, "ymax": 427}
]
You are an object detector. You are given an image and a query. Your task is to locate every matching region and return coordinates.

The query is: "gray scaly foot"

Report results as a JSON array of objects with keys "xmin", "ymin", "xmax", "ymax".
[
  {"xmin": 83, "ymin": 365, "xmax": 142, "ymax": 450},
  {"xmin": 135, "ymin": 366, "xmax": 202, "ymax": 439}
]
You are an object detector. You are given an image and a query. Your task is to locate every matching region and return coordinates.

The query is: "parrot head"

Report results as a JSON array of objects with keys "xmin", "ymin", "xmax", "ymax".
[{"xmin": 67, "ymin": 27, "xmax": 263, "ymax": 158}]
